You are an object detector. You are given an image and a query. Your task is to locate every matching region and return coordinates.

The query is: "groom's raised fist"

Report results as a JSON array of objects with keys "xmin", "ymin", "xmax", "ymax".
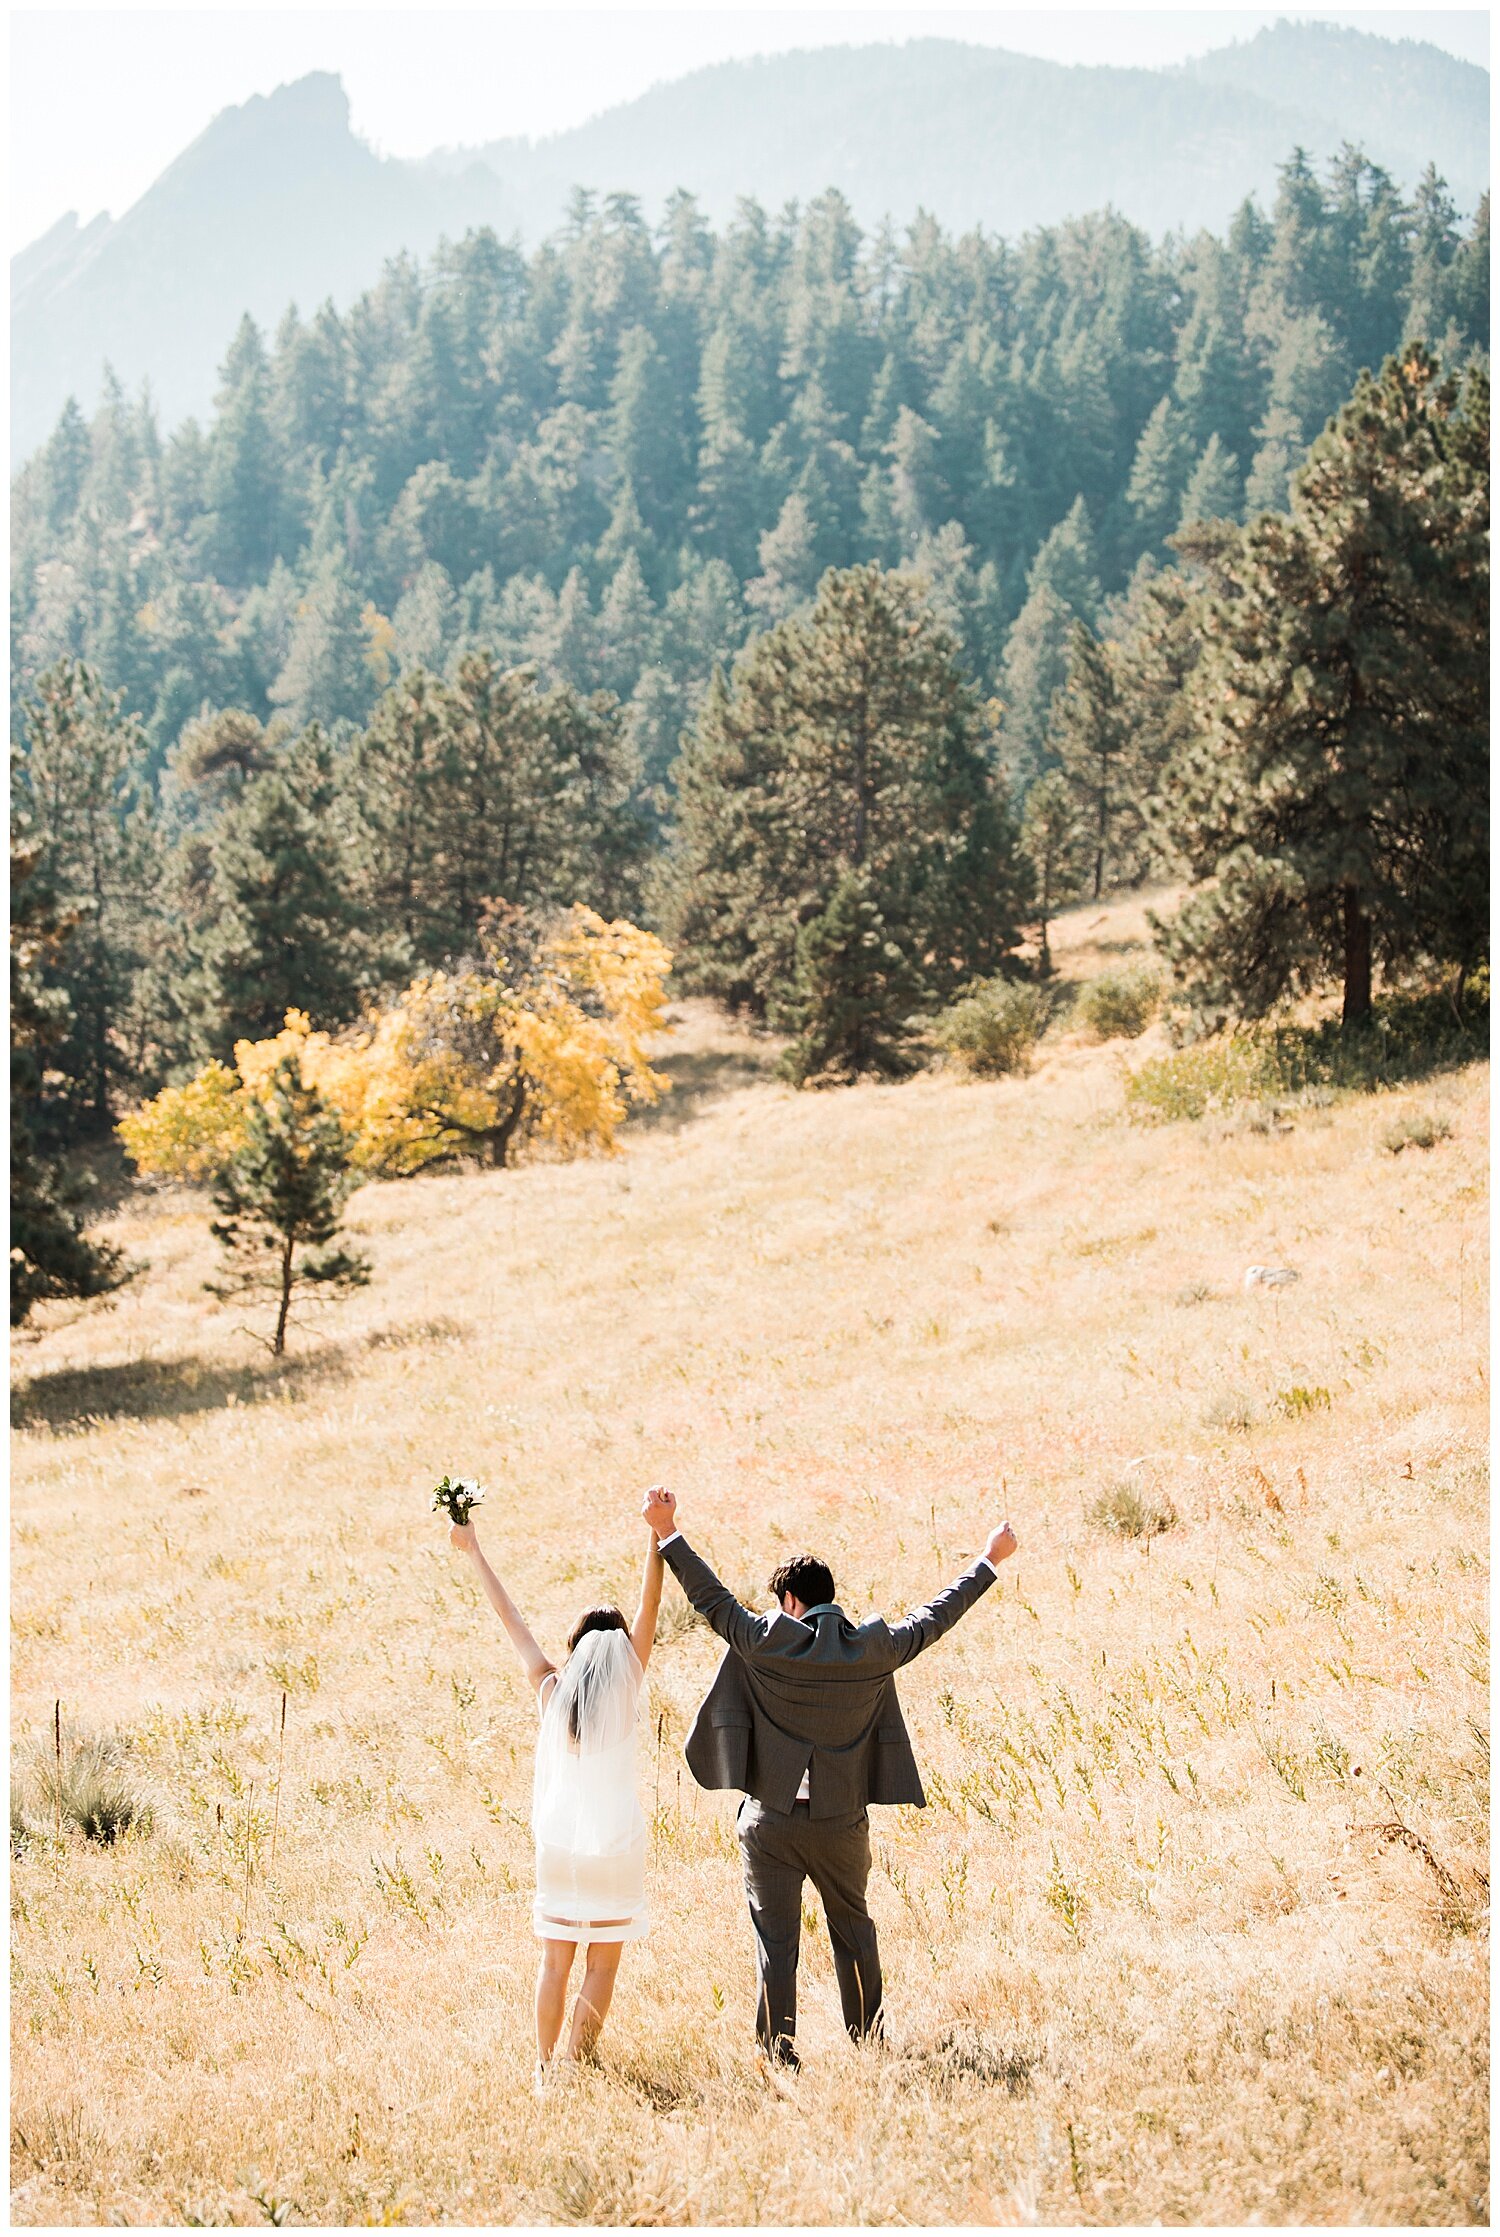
[
  {"xmin": 985, "ymin": 1521, "xmax": 1018, "ymax": 1565},
  {"xmin": 642, "ymin": 1485, "xmax": 677, "ymax": 1538}
]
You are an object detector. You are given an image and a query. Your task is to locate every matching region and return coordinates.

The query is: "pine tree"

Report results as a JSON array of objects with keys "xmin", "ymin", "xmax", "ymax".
[
  {"xmin": 1126, "ymin": 398, "xmax": 1192, "ymax": 547},
  {"xmin": 547, "ymin": 566, "xmax": 598, "ymax": 690},
  {"xmin": 779, "ymin": 870, "xmax": 927, "ymax": 1085},
  {"xmin": 205, "ymin": 315, "xmax": 280, "ymax": 586},
  {"xmin": 1019, "ymin": 772, "xmax": 1084, "ymax": 975},
  {"xmin": 1104, "ymin": 543, "xmax": 1237, "ymax": 872},
  {"xmin": 1026, "ymin": 497, "xmax": 1102, "ymax": 622},
  {"xmin": 608, "ymin": 326, "xmax": 684, "ymax": 541},
  {"xmin": 595, "ymin": 551, "xmax": 659, "ymax": 698},
  {"xmin": 1244, "ymin": 405, "xmax": 1304, "ymax": 515},
  {"xmin": 887, "ymin": 407, "xmax": 944, "ymax": 554},
  {"xmin": 1158, "ymin": 348, "xmax": 1488, "ymax": 1029},
  {"xmin": 1047, "ymin": 621, "xmax": 1134, "ymax": 900},
  {"xmin": 1262, "ymin": 307, "xmax": 1350, "ymax": 453},
  {"xmin": 346, "ymin": 667, "xmax": 456, "ymax": 961},
  {"xmin": 269, "ymin": 555, "xmax": 378, "ymax": 730},
  {"xmin": 596, "ymin": 479, "xmax": 659, "ymax": 587},
  {"xmin": 1178, "ymin": 435, "xmax": 1242, "ymax": 528},
  {"xmin": 12, "ymin": 661, "xmax": 157, "ymax": 1134},
  {"xmin": 745, "ymin": 493, "xmax": 822, "ymax": 624},
  {"xmin": 691, "ymin": 424, "xmax": 762, "ymax": 576},
  {"xmin": 381, "ymin": 461, "xmax": 479, "ymax": 587},
  {"xmin": 906, "ymin": 522, "xmax": 1006, "ymax": 686},
  {"xmin": 392, "ymin": 560, "xmax": 459, "ymax": 675},
  {"xmin": 189, "ymin": 766, "xmax": 369, "ymax": 1054},
  {"xmin": 997, "ymin": 582, "xmax": 1073, "ymax": 791},
  {"xmin": 10, "ymin": 835, "xmax": 125, "ymax": 1324},
  {"xmin": 624, "ymin": 666, "xmax": 687, "ymax": 806},
  {"xmin": 1173, "ymin": 307, "xmax": 1254, "ymax": 463},
  {"xmin": 171, "ymin": 707, "xmax": 277, "ymax": 807},
  {"xmin": 997, "ymin": 497, "xmax": 1104, "ymax": 786},
  {"xmin": 660, "ymin": 556, "xmax": 748, "ymax": 689},
  {"xmin": 41, "ymin": 398, "xmax": 92, "ymax": 531},
  {"xmin": 653, "ymin": 664, "xmax": 765, "ymax": 1009},
  {"xmin": 208, "ymin": 1054, "xmax": 370, "ymax": 1355},
  {"xmin": 1444, "ymin": 194, "xmax": 1489, "ymax": 355},
  {"xmin": 450, "ymin": 653, "xmax": 645, "ymax": 932},
  {"xmin": 663, "ymin": 564, "xmax": 1026, "ymax": 1026}
]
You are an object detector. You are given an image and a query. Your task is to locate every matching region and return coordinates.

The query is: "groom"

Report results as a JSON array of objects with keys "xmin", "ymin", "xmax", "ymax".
[{"xmin": 641, "ymin": 1487, "xmax": 1017, "ymax": 2068}]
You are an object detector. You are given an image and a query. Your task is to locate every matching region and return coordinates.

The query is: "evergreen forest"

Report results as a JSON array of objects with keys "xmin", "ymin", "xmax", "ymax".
[{"xmin": 9, "ymin": 149, "xmax": 1491, "ymax": 1314}]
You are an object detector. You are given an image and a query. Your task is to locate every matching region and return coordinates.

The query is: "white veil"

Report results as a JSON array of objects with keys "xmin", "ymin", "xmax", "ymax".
[{"xmin": 532, "ymin": 1628, "xmax": 643, "ymax": 1857}]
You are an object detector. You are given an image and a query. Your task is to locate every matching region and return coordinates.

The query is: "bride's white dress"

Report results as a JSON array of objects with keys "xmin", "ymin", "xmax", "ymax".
[{"xmin": 531, "ymin": 1629, "xmax": 649, "ymax": 1944}]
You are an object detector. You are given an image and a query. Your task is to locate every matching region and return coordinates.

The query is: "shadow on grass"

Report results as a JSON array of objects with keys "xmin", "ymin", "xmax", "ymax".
[
  {"xmin": 11, "ymin": 1346, "xmax": 350, "ymax": 1434},
  {"xmin": 631, "ymin": 1039, "xmax": 784, "ymax": 1134},
  {"xmin": 602, "ymin": 2052, "xmax": 708, "ymax": 2112},
  {"xmin": 1271, "ymin": 989, "xmax": 1489, "ymax": 1095},
  {"xmin": 888, "ymin": 2029, "xmax": 1038, "ymax": 2098},
  {"xmin": 1128, "ymin": 987, "xmax": 1489, "ymax": 1125}
]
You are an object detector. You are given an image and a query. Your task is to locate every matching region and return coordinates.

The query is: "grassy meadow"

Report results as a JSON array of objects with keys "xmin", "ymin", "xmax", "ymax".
[{"xmin": 10, "ymin": 897, "xmax": 1489, "ymax": 2226}]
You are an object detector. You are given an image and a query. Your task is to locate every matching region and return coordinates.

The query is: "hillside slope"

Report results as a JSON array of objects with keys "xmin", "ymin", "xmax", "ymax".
[
  {"xmin": 11, "ymin": 899, "xmax": 1488, "ymax": 2224},
  {"xmin": 12, "ymin": 22, "xmax": 1487, "ymax": 453}
]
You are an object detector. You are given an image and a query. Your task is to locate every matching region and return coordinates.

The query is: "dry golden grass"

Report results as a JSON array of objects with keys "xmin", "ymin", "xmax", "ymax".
[{"xmin": 11, "ymin": 897, "xmax": 1489, "ymax": 2226}]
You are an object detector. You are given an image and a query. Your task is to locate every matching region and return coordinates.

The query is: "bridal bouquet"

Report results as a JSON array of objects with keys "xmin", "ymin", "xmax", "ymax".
[{"xmin": 432, "ymin": 1474, "xmax": 487, "ymax": 1526}]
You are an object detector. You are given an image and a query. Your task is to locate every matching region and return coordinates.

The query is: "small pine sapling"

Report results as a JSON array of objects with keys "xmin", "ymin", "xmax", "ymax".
[{"xmin": 207, "ymin": 1053, "xmax": 370, "ymax": 1354}]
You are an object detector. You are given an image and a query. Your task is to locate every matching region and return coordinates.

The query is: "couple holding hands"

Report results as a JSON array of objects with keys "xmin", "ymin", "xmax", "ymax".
[{"xmin": 448, "ymin": 1486, "xmax": 1019, "ymax": 2085}]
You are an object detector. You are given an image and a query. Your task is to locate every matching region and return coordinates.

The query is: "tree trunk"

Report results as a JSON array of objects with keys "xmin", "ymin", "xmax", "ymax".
[
  {"xmin": 1341, "ymin": 886, "xmax": 1373, "ymax": 1027},
  {"xmin": 273, "ymin": 1234, "xmax": 294, "ymax": 1355},
  {"xmin": 851, "ymin": 668, "xmax": 870, "ymax": 868},
  {"xmin": 486, "ymin": 1079, "xmax": 528, "ymax": 1167}
]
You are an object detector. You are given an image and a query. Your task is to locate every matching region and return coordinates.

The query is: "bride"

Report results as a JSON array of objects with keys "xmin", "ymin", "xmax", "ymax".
[{"xmin": 448, "ymin": 1502, "xmax": 664, "ymax": 2085}]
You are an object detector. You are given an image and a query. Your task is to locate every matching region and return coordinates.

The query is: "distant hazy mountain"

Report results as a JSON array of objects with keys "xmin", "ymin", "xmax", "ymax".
[
  {"xmin": 12, "ymin": 74, "xmax": 506, "ymax": 459},
  {"xmin": 456, "ymin": 24, "xmax": 1487, "ymax": 240},
  {"xmin": 12, "ymin": 24, "xmax": 1487, "ymax": 458}
]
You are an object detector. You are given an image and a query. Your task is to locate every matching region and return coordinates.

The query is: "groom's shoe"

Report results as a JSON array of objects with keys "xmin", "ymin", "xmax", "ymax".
[{"xmin": 756, "ymin": 2038, "xmax": 801, "ymax": 2085}]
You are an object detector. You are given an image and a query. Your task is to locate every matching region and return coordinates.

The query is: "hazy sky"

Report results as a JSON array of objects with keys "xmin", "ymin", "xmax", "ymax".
[{"xmin": 10, "ymin": 5, "xmax": 1491, "ymax": 253}]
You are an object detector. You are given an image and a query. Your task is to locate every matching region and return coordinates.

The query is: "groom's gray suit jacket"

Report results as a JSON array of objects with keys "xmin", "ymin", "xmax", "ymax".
[{"xmin": 660, "ymin": 1535, "xmax": 995, "ymax": 1820}]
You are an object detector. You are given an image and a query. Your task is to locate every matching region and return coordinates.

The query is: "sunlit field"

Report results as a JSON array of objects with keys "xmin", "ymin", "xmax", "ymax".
[{"xmin": 11, "ymin": 898, "xmax": 1489, "ymax": 2226}]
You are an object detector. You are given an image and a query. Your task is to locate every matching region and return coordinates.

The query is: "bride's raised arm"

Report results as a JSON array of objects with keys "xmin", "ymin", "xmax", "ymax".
[
  {"xmin": 450, "ymin": 1520, "xmax": 555, "ymax": 1693},
  {"xmin": 629, "ymin": 1529, "xmax": 666, "ymax": 1675}
]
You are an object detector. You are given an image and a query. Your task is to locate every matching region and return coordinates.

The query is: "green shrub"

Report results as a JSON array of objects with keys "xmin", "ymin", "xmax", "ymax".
[
  {"xmin": 1125, "ymin": 982, "xmax": 1488, "ymax": 1127},
  {"xmin": 1277, "ymin": 1385, "xmax": 1332, "ymax": 1417},
  {"xmin": 1075, "ymin": 966, "xmax": 1162, "ymax": 1042},
  {"xmin": 33, "ymin": 1733, "xmax": 152, "ymax": 1846},
  {"xmin": 1124, "ymin": 1036, "xmax": 1278, "ymax": 1123},
  {"xmin": 933, "ymin": 979, "xmax": 1052, "ymax": 1078},
  {"xmin": 1086, "ymin": 1482, "xmax": 1177, "ymax": 1539},
  {"xmin": 11, "ymin": 1789, "xmax": 31, "ymax": 1854},
  {"xmin": 1381, "ymin": 1109, "xmax": 1453, "ymax": 1155}
]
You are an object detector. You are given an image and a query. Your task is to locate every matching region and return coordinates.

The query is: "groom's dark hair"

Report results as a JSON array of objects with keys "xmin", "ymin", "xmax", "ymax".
[{"xmin": 770, "ymin": 1555, "xmax": 835, "ymax": 1609}]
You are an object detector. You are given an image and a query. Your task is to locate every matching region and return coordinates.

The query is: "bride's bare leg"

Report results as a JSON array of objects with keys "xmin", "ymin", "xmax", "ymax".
[
  {"xmin": 536, "ymin": 1939, "xmax": 576, "ymax": 2062},
  {"xmin": 567, "ymin": 1941, "xmax": 625, "ymax": 2059}
]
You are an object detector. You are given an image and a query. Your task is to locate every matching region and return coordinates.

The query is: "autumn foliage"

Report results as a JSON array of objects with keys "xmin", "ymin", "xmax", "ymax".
[{"xmin": 119, "ymin": 907, "xmax": 672, "ymax": 1182}]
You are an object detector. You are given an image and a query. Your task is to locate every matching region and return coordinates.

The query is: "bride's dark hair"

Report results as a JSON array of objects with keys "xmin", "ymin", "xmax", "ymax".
[
  {"xmin": 567, "ymin": 1605, "xmax": 627, "ymax": 1653},
  {"xmin": 562, "ymin": 1606, "xmax": 630, "ymax": 1744}
]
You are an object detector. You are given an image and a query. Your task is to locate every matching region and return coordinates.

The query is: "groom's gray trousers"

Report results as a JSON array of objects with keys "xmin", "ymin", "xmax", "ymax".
[{"xmin": 738, "ymin": 1798, "xmax": 883, "ymax": 2051}]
